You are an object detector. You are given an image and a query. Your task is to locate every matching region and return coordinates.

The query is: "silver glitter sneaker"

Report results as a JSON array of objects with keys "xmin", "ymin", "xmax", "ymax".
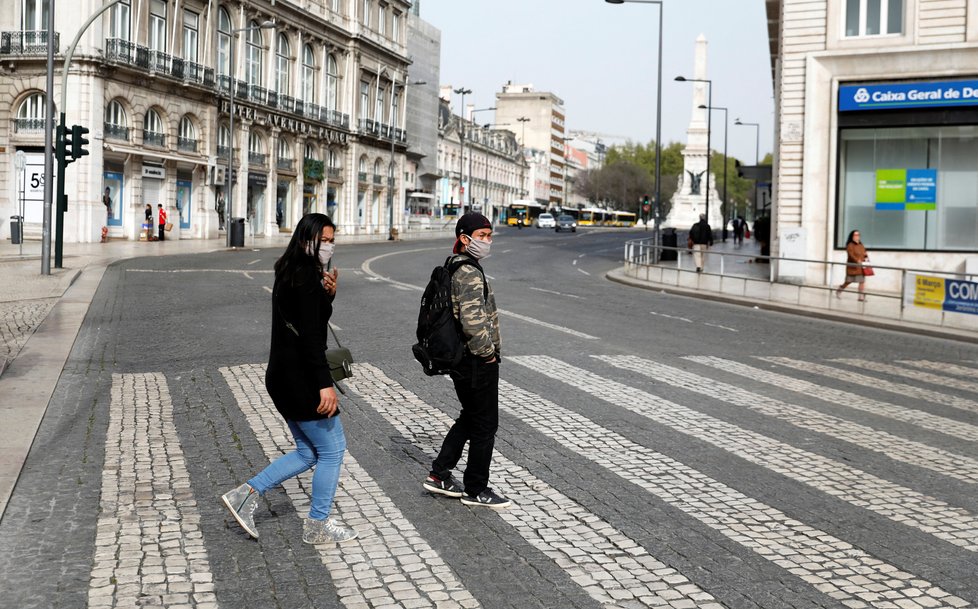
[
  {"xmin": 302, "ymin": 517, "xmax": 358, "ymax": 544},
  {"xmin": 221, "ymin": 483, "xmax": 260, "ymax": 538}
]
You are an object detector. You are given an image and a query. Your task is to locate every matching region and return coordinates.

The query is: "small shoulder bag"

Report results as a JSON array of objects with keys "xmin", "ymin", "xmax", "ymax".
[{"xmin": 279, "ymin": 303, "xmax": 354, "ymax": 393}]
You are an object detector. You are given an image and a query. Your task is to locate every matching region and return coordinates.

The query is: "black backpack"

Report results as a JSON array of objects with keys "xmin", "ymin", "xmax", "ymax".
[{"xmin": 412, "ymin": 256, "xmax": 486, "ymax": 376}]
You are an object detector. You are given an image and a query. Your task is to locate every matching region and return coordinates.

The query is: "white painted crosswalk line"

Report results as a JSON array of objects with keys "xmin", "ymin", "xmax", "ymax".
[
  {"xmin": 345, "ymin": 363, "xmax": 724, "ymax": 609},
  {"xmin": 88, "ymin": 374, "xmax": 217, "ymax": 609},
  {"xmin": 763, "ymin": 357, "xmax": 978, "ymax": 415},
  {"xmin": 901, "ymin": 360, "xmax": 978, "ymax": 379},
  {"xmin": 683, "ymin": 356, "xmax": 978, "ymax": 443},
  {"xmin": 835, "ymin": 358, "xmax": 978, "ymax": 396},
  {"xmin": 520, "ymin": 355, "xmax": 978, "ymax": 551},
  {"xmin": 221, "ymin": 364, "xmax": 482, "ymax": 609},
  {"xmin": 667, "ymin": 356, "xmax": 978, "ymax": 486},
  {"xmin": 505, "ymin": 357, "xmax": 968, "ymax": 609}
]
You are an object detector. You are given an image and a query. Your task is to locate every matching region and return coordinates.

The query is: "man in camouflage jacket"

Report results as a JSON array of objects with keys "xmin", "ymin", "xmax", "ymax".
[{"xmin": 423, "ymin": 213, "xmax": 511, "ymax": 508}]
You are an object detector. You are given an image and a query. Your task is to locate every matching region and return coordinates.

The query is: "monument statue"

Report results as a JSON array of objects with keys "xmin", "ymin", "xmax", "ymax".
[{"xmin": 687, "ymin": 170, "xmax": 705, "ymax": 195}]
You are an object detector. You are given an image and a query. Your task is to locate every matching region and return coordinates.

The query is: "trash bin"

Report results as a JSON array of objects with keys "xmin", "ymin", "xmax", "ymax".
[
  {"xmin": 229, "ymin": 217, "xmax": 245, "ymax": 247},
  {"xmin": 10, "ymin": 215, "xmax": 22, "ymax": 245},
  {"xmin": 660, "ymin": 228, "xmax": 678, "ymax": 261}
]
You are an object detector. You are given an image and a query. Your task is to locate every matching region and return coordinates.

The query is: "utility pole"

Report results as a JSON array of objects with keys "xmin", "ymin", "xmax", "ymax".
[{"xmin": 41, "ymin": 0, "xmax": 56, "ymax": 274}]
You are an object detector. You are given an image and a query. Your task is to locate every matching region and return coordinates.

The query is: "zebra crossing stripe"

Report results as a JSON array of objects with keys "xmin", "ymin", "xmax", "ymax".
[
  {"xmin": 763, "ymin": 357, "xmax": 978, "ymax": 415},
  {"xmin": 505, "ymin": 356, "xmax": 968, "ymax": 608},
  {"xmin": 88, "ymin": 374, "xmax": 217, "ymax": 609},
  {"xmin": 521, "ymin": 355, "xmax": 978, "ymax": 551},
  {"xmin": 683, "ymin": 356, "xmax": 978, "ymax": 485},
  {"xmin": 834, "ymin": 358, "xmax": 978, "ymax": 396},
  {"xmin": 900, "ymin": 360, "xmax": 978, "ymax": 379},
  {"xmin": 220, "ymin": 364, "xmax": 482, "ymax": 609},
  {"xmin": 683, "ymin": 356, "xmax": 978, "ymax": 443},
  {"xmin": 344, "ymin": 363, "xmax": 723, "ymax": 609}
]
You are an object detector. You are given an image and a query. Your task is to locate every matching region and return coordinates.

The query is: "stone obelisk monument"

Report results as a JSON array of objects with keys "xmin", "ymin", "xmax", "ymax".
[{"xmin": 665, "ymin": 34, "xmax": 722, "ymax": 230}]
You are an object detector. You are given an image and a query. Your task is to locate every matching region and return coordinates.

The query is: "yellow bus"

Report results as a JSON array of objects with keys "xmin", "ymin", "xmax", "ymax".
[
  {"xmin": 613, "ymin": 211, "xmax": 637, "ymax": 227},
  {"xmin": 503, "ymin": 200, "xmax": 545, "ymax": 226},
  {"xmin": 578, "ymin": 207, "xmax": 609, "ymax": 226}
]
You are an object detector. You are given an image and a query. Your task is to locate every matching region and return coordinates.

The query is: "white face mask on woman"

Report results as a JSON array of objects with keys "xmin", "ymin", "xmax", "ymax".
[
  {"xmin": 306, "ymin": 241, "xmax": 334, "ymax": 267},
  {"xmin": 463, "ymin": 235, "xmax": 491, "ymax": 259}
]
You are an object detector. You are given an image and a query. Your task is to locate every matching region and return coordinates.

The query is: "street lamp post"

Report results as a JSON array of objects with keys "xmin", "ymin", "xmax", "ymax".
[
  {"xmin": 676, "ymin": 75, "xmax": 712, "ymax": 229},
  {"xmin": 453, "ymin": 87, "xmax": 472, "ymax": 213},
  {"xmin": 606, "ymin": 0, "xmax": 663, "ymax": 253},
  {"xmin": 468, "ymin": 107, "xmax": 495, "ymax": 213},
  {"xmin": 483, "ymin": 121, "xmax": 512, "ymax": 223},
  {"xmin": 226, "ymin": 20, "xmax": 276, "ymax": 248},
  {"xmin": 700, "ymin": 104, "xmax": 728, "ymax": 238},
  {"xmin": 388, "ymin": 79, "xmax": 426, "ymax": 239},
  {"xmin": 735, "ymin": 118, "xmax": 761, "ymax": 218},
  {"xmin": 517, "ymin": 116, "xmax": 530, "ymax": 199}
]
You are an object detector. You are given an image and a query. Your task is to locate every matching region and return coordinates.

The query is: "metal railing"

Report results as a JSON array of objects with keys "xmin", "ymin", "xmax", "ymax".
[
  {"xmin": 1, "ymin": 30, "xmax": 59, "ymax": 55},
  {"xmin": 14, "ymin": 118, "xmax": 46, "ymax": 133},
  {"xmin": 372, "ymin": 174, "xmax": 384, "ymax": 185},
  {"xmin": 276, "ymin": 158, "xmax": 294, "ymax": 171},
  {"xmin": 177, "ymin": 136, "xmax": 198, "ymax": 153},
  {"xmin": 249, "ymin": 152, "xmax": 267, "ymax": 166},
  {"xmin": 143, "ymin": 131, "xmax": 166, "ymax": 147},
  {"xmin": 327, "ymin": 167, "xmax": 342, "ymax": 179},
  {"xmin": 104, "ymin": 123, "xmax": 129, "ymax": 141}
]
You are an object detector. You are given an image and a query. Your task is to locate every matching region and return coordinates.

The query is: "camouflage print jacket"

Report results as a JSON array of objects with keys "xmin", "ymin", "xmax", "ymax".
[{"xmin": 449, "ymin": 253, "xmax": 500, "ymax": 361}]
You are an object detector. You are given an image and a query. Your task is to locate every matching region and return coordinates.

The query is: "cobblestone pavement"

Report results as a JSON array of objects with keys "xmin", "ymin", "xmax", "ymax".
[
  {"xmin": 0, "ymin": 297, "xmax": 56, "ymax": 372},
  {"xmin": 1, "ymin": 231, "xmax": 977, "ymax": 609}
]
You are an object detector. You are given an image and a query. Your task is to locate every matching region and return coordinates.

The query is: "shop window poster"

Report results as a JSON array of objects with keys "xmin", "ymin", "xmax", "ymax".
[{"xmin": 875, "ymin": 168, "xmax": 937, "ymax": 211}]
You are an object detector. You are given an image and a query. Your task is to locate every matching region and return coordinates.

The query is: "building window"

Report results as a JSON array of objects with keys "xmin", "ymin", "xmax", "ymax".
[
  {"xmin": 178, "ymin": 116, "xmax": 197, "ymax": 152},
  {"xmin": 378, "ymin": 4, "xmax": 387, "ymax": 36},
  {"xmin": 331, "ymin": 0, "xmax": 341, "ymax": 13},
  {"xmin": 360, "ymin": 81, "xmax": 370, "ymax": 120},
  {"xmin": 376, "ymin": 85, "xmax": 385, "ymax": 124},
  {"xmin": 23, "ymin": 0, "xmax": 49, "ymax": 31},
  {"xmin": 183, "ymin": 9, "xmax": 199, "ymax": 62},
  {"xmin": 392, "ymin": 91, "xmax": 400, "ymax": 129},
  {"xmin": 278, "ymin": 138, "xmax": 293, "ymax": 160},
  {"xmin": 301, "ymin": 44, "xmax": 316, "ymax": 103},
  {"xmin": 362, "ymin": 0, "xmax": 371, "ymax": 27},
  {"xmin": 144, "ymin": 108, "xmax": 166, "ymax": 147},
  {"xmin": 276, "ymin": 34, "xmax": 291, "ymax": 95},
  {"xmin": 218, "ymin": 124, "xmax": 231, "ymax": 148},
  {"xmin": 245, "ymin": 22, "xmax": 264, "ymax": 86},
  {"xmin": 305, "ymin": 143, "xmax": 319, "ymax": 160},
  {"xmin": 249, "ymin": 132, "xmax": 265, "ymax": 165},
  {"xmin": 328, "ymin": 149, "xmax": 339, "ymax": 168},
  {"xmin": 104, "ymin": 100, "xmax": 128, "ymax": 140},
  {"xmin": 837, "ymin": 125, "xmax": 978, "ymax": 251},
  {"xmin": 325, "ymin": 54, "xmax": 339, "ymax": 111},
  {"xmin": 15, "ymin": 92, "xmax": 46, "ymax": 132},
  {"xmin": 149, "ymin": 0, "xmax": 167, "ymax": 52},
  {"xmin": 392, "ymin": 12, "xmax": 400, "ymax": 43},
  {"xmin": 845, "ymin": 0, "xmax": 902, "ymax": 37},
  {"xmin": 108, "ymin": 0, "xmax": 130, "ymax": 41},
  {"xmin": 217, "ymin": 8, "xmax": 231, "ymax": 76}
]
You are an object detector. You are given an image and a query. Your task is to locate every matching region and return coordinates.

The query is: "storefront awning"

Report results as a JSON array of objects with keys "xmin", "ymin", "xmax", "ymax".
[
  {"xmin": 408, "ymin": 192, "xmax": 434, "ymax": 199},
  {"xmin": 105, "ymin": 143, "xmax": 206, "ymax": 165}
]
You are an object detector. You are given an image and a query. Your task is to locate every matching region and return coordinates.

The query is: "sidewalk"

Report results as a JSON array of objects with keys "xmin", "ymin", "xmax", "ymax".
[{"xmin": 608, "ymin": 237, "xmax": 978, "ymax": 344}]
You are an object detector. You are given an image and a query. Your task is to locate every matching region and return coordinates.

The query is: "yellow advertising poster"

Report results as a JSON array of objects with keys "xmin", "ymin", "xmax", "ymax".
[{"xmin": 913, "ymin": 275, "xmax": 945, "ymax": 310}]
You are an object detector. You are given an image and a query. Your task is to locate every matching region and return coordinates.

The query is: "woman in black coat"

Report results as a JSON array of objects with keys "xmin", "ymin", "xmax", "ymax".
[{"xmin": 221, "ymin": 213, "xmax": 357, "ymax": 545}]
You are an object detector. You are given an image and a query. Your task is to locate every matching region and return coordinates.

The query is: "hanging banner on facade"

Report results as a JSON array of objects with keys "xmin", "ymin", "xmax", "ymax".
[
  {"xmin": 875, "ymin": 169, "xmax": 937, "ymax": 210},
  {"xmin": 840, "ymin": 80, "xmax": 978, "ymax": 111},
  {"xmin": 904, "ymin": 273, "xmax": 978, "ymax": 315}
]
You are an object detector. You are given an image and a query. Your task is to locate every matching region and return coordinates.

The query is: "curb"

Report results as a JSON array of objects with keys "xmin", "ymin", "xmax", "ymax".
[{"xmin": 605, "ymin": 267, "xmax": 978, "ymax": 346}]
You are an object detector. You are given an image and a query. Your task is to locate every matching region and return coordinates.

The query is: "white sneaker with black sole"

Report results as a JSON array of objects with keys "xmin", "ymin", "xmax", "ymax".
[{"xmin": 460, "ymin": 488, "xmax": 511, "ymax": 508}]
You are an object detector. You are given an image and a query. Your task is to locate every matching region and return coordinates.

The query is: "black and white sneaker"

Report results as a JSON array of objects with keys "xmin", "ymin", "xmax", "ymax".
[
  {"xmin": 422, "ymin": 475, "xmax": 464, "ymax": 498},
  {"xmin": 460, "ymin": 488, "xmax": 512, "ymax": 509}
]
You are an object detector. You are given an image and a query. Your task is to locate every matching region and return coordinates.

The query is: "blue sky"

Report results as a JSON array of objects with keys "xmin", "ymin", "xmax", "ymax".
[{"xmin": 418, "ymin": 0, "xmax": 774, "ymax": 164}]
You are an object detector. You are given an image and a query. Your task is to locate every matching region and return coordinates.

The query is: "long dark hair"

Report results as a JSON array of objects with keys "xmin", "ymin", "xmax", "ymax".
[
  {"xmin": 274, "ymin": 213, "xmax": 335, "ymax": 286},
  {"xmin": 845, "ymin": 229, "xmax": 860, "ymax": 245}
]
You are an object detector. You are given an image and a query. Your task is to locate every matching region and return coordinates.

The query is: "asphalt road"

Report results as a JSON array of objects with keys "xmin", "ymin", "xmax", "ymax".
[{"xmin": 1, "ymin": 226, "xmax": 976, "ymax": 609}]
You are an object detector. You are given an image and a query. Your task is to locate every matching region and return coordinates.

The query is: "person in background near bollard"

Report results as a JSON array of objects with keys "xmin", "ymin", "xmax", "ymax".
[
  {"xmin": 688, "ymin": 213, "xmax": 713, "ymax": 273},
  {"xmin": 103, "ymin": 187, "xmax": 113, "ymax": 221},
  {"xmin": 423, "ymin": 212, "xmax": 511, "ymax": 508},
  {"xmin": 158, "ymin": 204, "xmax": 167, "ymax": 242},
  {"xmin": 732, "ymin": 215, "xmax": 746, "ymax": 246},
  {"xmin": 836, "ymin": 229, "xmax": 869, "ymax": 302},
  {"xmin": 222, "ymin": 213, "xmax": 357, "ymax": 545},
  {"xmin": 753, "ymin": 214, "xmax": 771, "ymax": 260},
  {"xmin": 216, "ymin": 191, "xmax": 226, "ymax": 231},
  {"xmin": 144, "ymin": 204, "xmax": 154, "ymax": 241}
]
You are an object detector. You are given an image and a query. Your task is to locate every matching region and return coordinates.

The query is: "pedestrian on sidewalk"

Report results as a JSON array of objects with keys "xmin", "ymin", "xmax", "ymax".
[
  {"xmin": 732, "ymin": 215, "xmax": 746, "ymax": 246},
  {"xmin": 836, "ymin": 229, "xmax": 870, "ymax": 302},
  {"xmin": 144, "ymin": 204, "xmax": 154, "ymax": 241},
  {"xmin": 222, "ymin": 213, "xmax": 358, "ymax": 545},
  {"xmin": 423, "ymin": 212, "xmax": 512, "ymax": 509},
  {"xmin": 688, "ymin": 213, "xmax": 714, "ymax": 273},
  {"xmin": 157, "ymin": 204, "xmax": 167, "ymax": 242}
]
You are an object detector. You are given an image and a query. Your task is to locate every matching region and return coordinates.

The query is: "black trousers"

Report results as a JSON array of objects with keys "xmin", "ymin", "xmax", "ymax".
[
  {"xmin": 158, "ymin": 224, "xmax": 165, "ymax": 241},
  {"xmin": 431, "ymin": 358, "xmax": 499, "ymax": 496}
]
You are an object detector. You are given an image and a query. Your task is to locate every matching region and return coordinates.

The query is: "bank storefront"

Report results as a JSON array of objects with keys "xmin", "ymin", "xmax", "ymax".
[{"xmin": 837, "ymin": 79, "xmax": 978, "ymax": 253}]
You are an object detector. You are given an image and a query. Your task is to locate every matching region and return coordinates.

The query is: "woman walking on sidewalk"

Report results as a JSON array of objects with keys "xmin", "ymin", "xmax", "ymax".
[
  {"xmin": 837, "ymin": 229, "xmax": 870, "ymax": 302},
  {"xmin": 221, "ymin": 213, "xmax": 356, "ymax": 545}
]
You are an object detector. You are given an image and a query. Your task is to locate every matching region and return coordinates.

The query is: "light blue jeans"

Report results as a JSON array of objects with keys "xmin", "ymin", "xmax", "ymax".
[{"xmin": 248, "ymin": 416, "xmax": 346, "ymax": 520}]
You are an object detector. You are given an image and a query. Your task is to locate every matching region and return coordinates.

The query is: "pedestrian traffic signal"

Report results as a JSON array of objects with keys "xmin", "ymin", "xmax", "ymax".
[{"xmin": 70, "ymin": 124, "xmax": 90, "ymax": 161}]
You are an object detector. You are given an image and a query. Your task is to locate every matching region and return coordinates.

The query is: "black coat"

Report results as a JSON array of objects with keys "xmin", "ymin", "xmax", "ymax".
[{"xmin": 265, "ymin": 264, "xmax": 336, "ymax": 421}]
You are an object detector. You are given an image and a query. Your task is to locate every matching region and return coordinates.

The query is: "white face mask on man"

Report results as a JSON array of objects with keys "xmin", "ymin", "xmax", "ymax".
[{"xmin": 462, "ymin": 234, "xmax": 491, "ymax": 259}]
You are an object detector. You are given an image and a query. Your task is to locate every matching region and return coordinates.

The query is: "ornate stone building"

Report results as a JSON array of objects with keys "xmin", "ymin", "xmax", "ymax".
[{"xmin": 1, "ymin": 0, "xmax": 414, "ymax": 243}]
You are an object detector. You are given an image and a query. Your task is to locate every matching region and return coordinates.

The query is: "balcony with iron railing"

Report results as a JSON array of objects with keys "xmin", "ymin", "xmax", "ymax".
[
  {"xmin": 177, "ymin": 137, "xmax": 198, "ymax": 153},
  {"xmin": 14, "ymin": 118, "xmax": 46, "ymax": 134},
  {"xmin": 372, "ymin": 174, "xmax": 383, "ymax": 185},
  {"xmin": 249, "ymin": 152, "xmax": 267, "ymax": 166},
  {"xmin": 277, "ymin": 157, "xmax": 295, "ymax": 171},
  {"xmin": 104, "ymin": 123, "xmax": 130, "ymax": 141},
  {"xmin": 144, "ymin": 131, "xmax": 166, "ymax": 147},
  {"xmin": 1, "ymin": 31, "xmax": 59, "ymax": 56},
  {"xmin": 358, "ymin": 172, "xmax": 368, "ymax": 183},
  {"xmin": 327, "ymin": 167, "xmax": 342, "ymax": 180}
]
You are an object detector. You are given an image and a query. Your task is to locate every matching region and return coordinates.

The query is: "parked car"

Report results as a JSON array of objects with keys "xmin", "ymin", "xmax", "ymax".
[
  {"xmin": 555, "ymin": 215, "xmax": 577, "ymax": 232},
  {"xmin": 536, "ymin": 212, "xmax": 556, "ymax": 229}
]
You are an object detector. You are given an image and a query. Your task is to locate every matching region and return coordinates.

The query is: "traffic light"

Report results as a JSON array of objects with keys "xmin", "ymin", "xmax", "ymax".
[
  {"xmin": 56, "ymin": 123, "xmax": 68, "ymax": 165},
  {"xmin": 70, "ymin": 124, "xmax": 90, "ymax": 161}
]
